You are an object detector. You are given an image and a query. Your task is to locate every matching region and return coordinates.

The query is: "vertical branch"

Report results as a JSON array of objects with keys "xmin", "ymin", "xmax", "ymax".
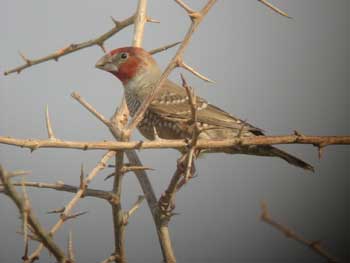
[
  {"xmin": 111, "ymin": 151, "xmax": 126, "ymax": 263},
  {"xmin": 132, "ymin": 0, "xmax": 148, "ymax": 47}
]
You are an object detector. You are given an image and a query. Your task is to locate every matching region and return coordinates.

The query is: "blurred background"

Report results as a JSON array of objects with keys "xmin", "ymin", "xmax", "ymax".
[{"xmin": 0, "ymin": 0, "xmax": 349, "ymax": 262}]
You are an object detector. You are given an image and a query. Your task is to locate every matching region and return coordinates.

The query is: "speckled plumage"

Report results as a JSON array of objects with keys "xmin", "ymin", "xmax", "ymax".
[{"xmin": 96, "ymin": 47, "xmax": 314, "ymax": 172}]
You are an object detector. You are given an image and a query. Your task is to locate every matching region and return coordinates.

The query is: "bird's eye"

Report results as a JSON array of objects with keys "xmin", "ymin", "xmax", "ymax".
[{"xmin": 120, "ymin": 52, "xmax": 128, "ymax": 60}]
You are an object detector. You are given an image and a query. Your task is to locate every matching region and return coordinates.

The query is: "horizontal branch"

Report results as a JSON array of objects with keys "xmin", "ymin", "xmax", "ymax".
[
  {"xmin": 1, "ymin": 134, "xmax": 349, "ymax": 151},
  {"xmin": 4, "ymin": 15, "xmax": 137, "ymax": 75},
  {"xmin": 0, "ymin": 181, "xmax": 120, "ymax": 205}
]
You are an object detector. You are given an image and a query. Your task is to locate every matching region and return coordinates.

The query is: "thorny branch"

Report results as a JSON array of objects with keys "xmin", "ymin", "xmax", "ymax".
[
  {"xmin": 25, "ymin": 151, "xmax": 115, "ymax": 262},
  {"xmin": 4, "ymin": 15, "xmax": 135, "ymax": 75},
  {"xmin": 0, "ymin": 181, "xmax": 120, "ymax": 206},
  {"xmin": 3, "ymin": 14, "xmax": 178, "ymax": 76},
  {"xmin": 1, "ymin": 134, "xmax": 349, "ymax": 153},
  {"xmin": 0, "ymin": 166, "xmax": 66, "ymax": 262},
  {"xmin": 260, "ymin": 201, "xmax": 340, "ymax": 263}
]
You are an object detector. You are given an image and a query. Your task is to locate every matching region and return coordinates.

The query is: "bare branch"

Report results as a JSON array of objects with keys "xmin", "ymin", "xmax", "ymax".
[
  {"xmin": 71, "ymin": 92, "xmax": 110, "ymax": 126},
  {"xmin": 260, "ymin": 201, "xmax": 339, "ymax": 263},
  {"xmin": 1, "ymin": 181, "xmax": 119, "ymax": 205},
  {"xmin": 149, "ymin": 41, "xmax": 181, "ymax": 55},
  {"xmin": 179, "ymin": 61, "xmax": 214, "ymax": 83},
  {"xmin": 2, "ymin": 133, "xmax": 349, "ymax": 152},
  {"xmin": 27, "ymin": 151, "xmax": 115, "ymax": 261},
  {"xmin": 7, "ymin": 170, "xmax": 31, "ymax": 179},
  {"xmin": 0, "ymin": 166, "xmax": 66, "ymax": 262},
  {"xmin": 146, "ymin": 16, "xmax": 160, "ymax": 23},
  {"xmin": 67, "ymin": 231, "xmax": 75, "ymax": 263},
  {"xmin": 123, "ymin": 195, "xmax": 145, "ymax": 223},
  {"xmin": 4, "ymin": 15, "xmax": 138, "ymax": 76},
  {"xmin": 132, "ymin": 0, "xmax": 148, "ymax": 47},
  {"xmin": 111, "ymin": 151, "xmax": 126, "ymax": 262}
]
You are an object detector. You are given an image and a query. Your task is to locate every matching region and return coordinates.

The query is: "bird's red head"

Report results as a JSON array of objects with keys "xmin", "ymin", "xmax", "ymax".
[{"xmin": 95, "ymin": 47, "xmax": 157, "ymax": 84}]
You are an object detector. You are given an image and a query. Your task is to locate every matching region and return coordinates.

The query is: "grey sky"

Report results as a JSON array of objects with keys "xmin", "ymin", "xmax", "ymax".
[{"xmin": 0, "ymin": 1, "xmax": 349, "ymax": 262}]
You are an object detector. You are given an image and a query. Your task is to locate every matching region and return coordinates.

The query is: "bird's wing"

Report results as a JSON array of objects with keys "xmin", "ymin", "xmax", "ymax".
[{"xmin": 149, "ymin": 79, "xmax": 263, "ymax": 134}]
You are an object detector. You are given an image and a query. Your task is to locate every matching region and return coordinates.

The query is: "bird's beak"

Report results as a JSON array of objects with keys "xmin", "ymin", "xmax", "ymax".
[{"xmin": 95, "ymin": 54, "xmax": 119, "ymax": 72}]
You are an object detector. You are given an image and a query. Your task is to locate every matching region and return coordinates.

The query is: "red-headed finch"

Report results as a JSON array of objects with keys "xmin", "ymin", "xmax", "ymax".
[{"xmin": 96, "ymin": 47, "xmax": 314, "ymax": 172}]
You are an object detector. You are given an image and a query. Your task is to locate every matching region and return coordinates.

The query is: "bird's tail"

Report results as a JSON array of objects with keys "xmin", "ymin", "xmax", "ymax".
[
  {"xmin": 266, "ymin": 146, "xmax": 314, "ymax": 172},
  {"xmin": 227, "ymin": 145, "xmax": 315, "ymax": 172}
]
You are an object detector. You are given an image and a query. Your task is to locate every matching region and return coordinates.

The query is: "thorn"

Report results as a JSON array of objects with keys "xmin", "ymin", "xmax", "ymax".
[
  {"xmin": 18, "ymin": 51, "xmax": 31, "ymax": 65},
  {"xmin": 104, "ymin": 172, "xmax": 116, "ymax": 181},
  {"xmin": 8, "ymin": 170, "xmax": 31, "ymax": 179},
  {"xmin": 180, "ymin": 61, "xmax": 214, "ymax": 83},
  {"xmin": 318, "ymin": 145, "xmax": 325, "ymax": 160},
  {"xmin": 47, "ymin": 207, "xmax": 65, "ymax": 214},
  {"xmin": 170, "ymin": 212, "xmax": 181, "ymax": 217},
  {"xmin": 152, "ymin": 125, "xmax": 161, "ymax": 141},
  {"xmin": 175, "ymin": 0, "xmax": 196, "ymax": 15},
  {"xmin": 110, "ymin": 16, "xmax": 120, "ymax": 27},
  {"xmin": 258, "ymin": 0, "xmax": 292, "ymax": 19},
  {"xmin": 121, "ymin": 164, "xmax": 154, "ymax": 174},
  {"xmin": 45, "ymin": 105, "xmax": 56, "ymax": 140},
  {"xmin": 62, "ymin": 211, "xmax": 88, "ymax": 221},
  {"xmin": 30, "ymin": 145, "xmax": 39, "ymax": 152},
  {"xmin": 79, "ymin": 164, "xmax": 85, "ymax": 189},
  {"xmin": 149, "ymin": 41, "xmax": 182, "ymax": 55},
  {"xmin": 146, "ymin": 16, "xmax": 160, "ymax": 23},
  {"xmin": 260, "ymin": 200, "xmax": 269, "ymax": 220},
  {"xmin": 98, "ymin": 42, "xmax": 107, "ymax": 53}
]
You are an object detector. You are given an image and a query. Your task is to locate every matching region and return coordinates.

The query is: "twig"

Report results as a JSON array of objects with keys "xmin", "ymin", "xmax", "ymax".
[
  {"xmin": 0, "ymin": 180, "xmax": 120, "ymax": 205},
  {"xmin": 7, "ymin": 170, "xmax": 31, "ymax": 179},
  {"xmin": 123, "ymin": 195, "xmax": 145, "ymax": 223},
  {"xmin": 149, "ymin": 41, "xmax": 181, "ymax": 55},
  {"xmin": 260, "ymin": 201, "xmax": 340, "ymax": 263},
  {"xmin": 179, "ymin": 61, "xmax": 214, "ymax": 83},
  {"xmin": 4, "ymin": 15, "xmax": 137, "ymax": 75},
  {"xmin": 0, "ymin": 166, "xmax": 66, "ymax": 262},
  {"xmin": 1, "ymin": 134, "xmax": 349, "ymax": 152},
  {"xmin": 26, "ymin": 151, "xmax": 115, "ymax": 262}
]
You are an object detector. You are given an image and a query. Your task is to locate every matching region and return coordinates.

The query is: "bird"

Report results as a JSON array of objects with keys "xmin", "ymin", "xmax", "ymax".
[{"xmin": 95, "ymin": 47, "xmax": 314, "ymax": 172}]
